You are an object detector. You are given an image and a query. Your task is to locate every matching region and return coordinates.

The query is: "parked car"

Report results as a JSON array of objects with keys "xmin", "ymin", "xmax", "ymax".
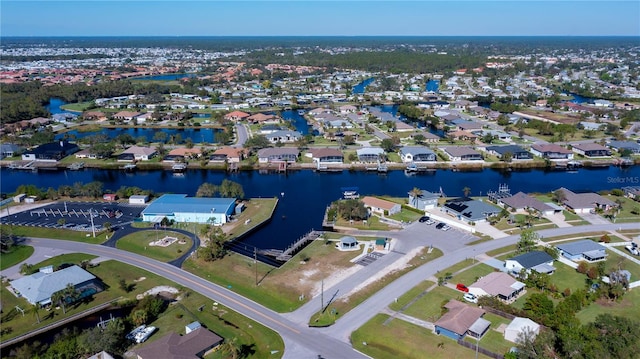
[
  {"xmin": 436, "ymin": 223, "xmax": 451, "ymax": 231},
  {"xmin": 456, "ymin": 283, "xmax": 469, "ymax": 292},
  {"xmin": 425, "ymin": 219, "xmax": 435, "ymax": 225},
  {"xmin": 463, "ymin": 292, "xmax": 478, "ymax": 303},
  {"xmin": 625, "ymin": 243, "xmax": 639, "ymax": 256},
  {"xmin": 418, "ymin": 216, "xmax": 430, "ymax": 223},
  {"xmin": 436, "ymin": 222, "xmax": 445, "ymax": 229}
]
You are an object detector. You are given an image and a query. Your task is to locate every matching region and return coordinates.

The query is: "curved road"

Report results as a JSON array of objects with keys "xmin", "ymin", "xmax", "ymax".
[{"xmin": 14, "ymin": 222, "xmax": 640, "ymax": 357}]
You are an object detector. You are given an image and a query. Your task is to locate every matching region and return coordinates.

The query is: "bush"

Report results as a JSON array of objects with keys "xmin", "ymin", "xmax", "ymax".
[{"xmin": 577, "ymin": 262, "xmax": 588, "ymax": 274}]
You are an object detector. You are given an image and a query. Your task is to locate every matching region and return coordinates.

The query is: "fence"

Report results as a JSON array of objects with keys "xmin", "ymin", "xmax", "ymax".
[{"xmin": 457, "ymin": 339, "xmax": 504, "ymax": 359}]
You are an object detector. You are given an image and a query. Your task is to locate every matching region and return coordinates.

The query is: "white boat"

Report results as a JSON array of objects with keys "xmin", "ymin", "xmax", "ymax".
[{"xmin": 127, "ymin": 325, "xmax": 157, "ymax": 344}]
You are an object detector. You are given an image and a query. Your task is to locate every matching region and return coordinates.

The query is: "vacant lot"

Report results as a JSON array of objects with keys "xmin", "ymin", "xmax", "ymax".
[{"xmin": 116, "ymin": 230, "xmax": 193, "ymax": 262}]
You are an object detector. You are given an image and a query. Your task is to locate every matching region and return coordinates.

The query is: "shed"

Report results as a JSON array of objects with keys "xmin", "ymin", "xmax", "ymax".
[
  {"xmin": 235, "ymin": 203, "xmax": 245, "ymax": 215},
  {"xmin": 103, "ymin": 194, "xmax": 118, "ymax": 202},
  {"xmin": 504, "ymin": 317, "xmax": 540, "ymax": 343},
  {"xmin": 13, "ymin": 193, "xmax": 26, "ymax": 203},
  {"xmin": 185, "ymin": 321, "xmax": 202, "ymax": 334},
  {"xmin": 25, "ymin": 196, "xmax": 37, "ymax": 204},
  {"xmin": 375, "ymin": 238, "xmax": 387, "ymax": 251},
  {"xmin": 129, "ymin": 195, "xmax": 149, "ymax": 205}
]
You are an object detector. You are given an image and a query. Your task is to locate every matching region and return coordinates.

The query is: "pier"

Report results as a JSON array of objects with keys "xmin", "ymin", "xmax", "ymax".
[
  {"xmin": 8, "ymin": 160, "xmax": 37, "ymax": 171},
  {"xmin": 273, "ymin": 230, "xmax": 321, "ymax": 261},
  {"xmin": 67, "ymin": 162, "xmax": 85, "ymax": 170}
]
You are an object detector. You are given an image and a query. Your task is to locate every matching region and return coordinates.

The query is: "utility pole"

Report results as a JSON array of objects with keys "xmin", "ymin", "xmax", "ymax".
[
  {"xmin": 254, "ymin": 247, "xmax": 258, "ymax": 286},
  {"xmin": 320, "ymin": 278, "xmax": 324, "ymax": 313},
  {"xmin": 90, "ymin": 208, "xmax": 96, "ymax": 238}
]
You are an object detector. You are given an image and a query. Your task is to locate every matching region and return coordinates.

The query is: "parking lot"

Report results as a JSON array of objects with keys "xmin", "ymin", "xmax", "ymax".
[
  {"xmin": 355, "ymin": 252, "xmax": 385, "ymax": 266},
  {"xmin": 0, "ymin": 201, "xmax": 145, "ymax": 232}
]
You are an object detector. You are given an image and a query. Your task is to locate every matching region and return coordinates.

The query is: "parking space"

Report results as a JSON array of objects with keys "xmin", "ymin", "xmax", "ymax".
[
  {"xmin": 0, "ymin": 201, "xmax": 145, "ymax": 232},
  {"xmin": 355, "ymin": 252, "xmax": 385, "ymax": 266}
]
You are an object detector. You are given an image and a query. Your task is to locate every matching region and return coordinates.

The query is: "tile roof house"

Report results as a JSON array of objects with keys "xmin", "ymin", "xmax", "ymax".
[
  {"xmin": 571, "ymin": 143, "xmax": 611, "ymax": 157},
  {"xmin": 505, "ymin": 251, "xmax": 555, "ymax": 275},
  {"xmin": 434, "ymin": 299, "xmax": 490, "ymax": 341},
  {"xmin": 10, "ymin": 265, "xmax": 103, "ymax": 306},
  {"xmin": 257, "ymin": 148, "xmax": 299, "ymax": 163},
  {"xmin": 499, "ymin": 192, "xmax": 555, "ymax": 216},
  {"xmin": 223, "ymin": 110, "xmax": 250, "ymax": 122},
  {"xmin": 112, "ymin": 111, "xmax": 142, "ymax": 121},
  {"xmin": 306, "ymin": 148, "xmax": 344, "ymax": 164},
  {"xmin": 409, "ymin": 131, "xmax": 440, "ymax": 143},
  {"xmin": 443, "ymin": 147, "xmax": 483, "ymax": 161},
  {"xmin": 530, "ymin": 144, "xmax": 574, "ymax": 160},
  {"xmin": 399, "ymin": 146, "xmax": 436, "ymax": 163},
  {"xmin": 556, "ymin": 187, "xmax": 617, "ymax": 214},
  {"xmin": 556, "ymin": 240, "xmax": 607, "ymax": 262},
  {"xmin": 163, "ymin": 147, "xmax": 202, "ymax": 162},
  {"xmin": 134, "ymin": 327, "xmax": 223, "ymax": 359},
  {"xmin": 247, "ymin": 113, "xmax": 278, "ymax": 124},
  {"xmin": 442, "ymin": 198, "xmax": 500, "ymax": 223},
  {"xmin": 469, "ymin": 272, "xmax": 525, "ymax": 302},
  {"xmin": 117, "ymin": 146, "xmax": 157, "ymax": 162},
  {"xmin": 361, "ymin": 196, "xmax": 401, "ymax": 216},
  {"xmin": 209, "ymin": 147, "xmax": 246, "ymax": 163}
]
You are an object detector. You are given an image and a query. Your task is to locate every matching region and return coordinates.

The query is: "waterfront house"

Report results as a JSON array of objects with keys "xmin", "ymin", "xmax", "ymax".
[
  {"xmin": 112, "ymin": 111, "xmax": 141, "ymax": 122},
  {"xmin": 134, "ymin": 327, "xmax": 223, "ymax": 359},
  {"xmin": 505, "ymin": 251, "xmax": 555, "ymax": 276},
  {"xmin": 455, "ymin": 121, "xmax": 484, "ymax": 132},
  {"xmin": 469, "ymin": 272, "xmax": 525, "ymax": 302},
  {"xmin": 474, "ymin": 130, "xmax": 512, "ymax": 142},
  {"xmin": 339, "ymin": 105, "xmax": 358, "ymax": 114},
  {"xmin": 555, "ymin": 187, "xmax": 617, "ymax": 213},
  {"xmin": 223, "ymin": 110, "xmax": 250, "ymax": 122},
  {"xmin": 442, "ymin": 198, "xmax": 500, "ymax": 223},
  {"xmin": 443, "ymin": 147, "xmax": 483, "ymax": 161},
  {"xmin": 10, "ymin": 265, "xmax": 103, "ymax": 306},
  {"xmin": 117, "ymin": 146, "xmax": 157, "ymax": 162},
  {"xmin": 622, "ymin": 186, "xmax": 640, "ymax": 199},
  {"xmin": 163, "ymin": 147, "xmax": 202, "ymax": 163},
  {"xmin": 607, "ymin": 141, "xmax": 640, "ymax": 154},
  {"xmin": 22, "ymin": 141, "xmax": 79, "ymax": 162},
  {"xmin": 499, "ymin": 192, "xmax": 555, "ymax": 216},
  {"xmin": 408, "ymin": 190, "xmax": 440, "ymax": 210},
  {"xmin": 556, "ymin": 240, "xmax": 607, "ymax": 262},
  {"xmin": 434, "ymin": 300, "xmax": 490, "ymax": 341},
  {"xmin": 361, "ymin": 196, "xmax": 401, "ymax": 216},
  {"xmin": 399, "ymin": 146, "xmax": 436, "ymax": 163},
  {"xmin": 485, "ymin": 145, "xmax": 532, "ymax": 160},
  {"xmin": 530, "ymin": 144, "xmax": 573, "ymax": 160},
  {"xmin": 356, "ymin": 147, "xmax": 385, "ymax": 162},
  {"xmin": 446, "ymin": 130, "xmax": 478, "ymax": 141},
  {"xmin": 265, "ymin": 130, "xmax": 302, "ymax": 144},
  {"xmin": 257, "ymin": 148, "xmax": 299, "ymax": 163},
  {"xmin": 0, "ymin": 143, "xmax": 21, "ymax": 159},
  {"xmin": 409, "ymin": 130, "xmax": 440, "ymax": 144},
  {"xmin": 141, "ymin": 194, "xmax": 236, "ymax": 225},
  {"xmin": 571, "ymin": 143, "xmax": 611, "ymax": 157},
  {"xmin": 306, "ymin": 148, "xmax": 344, "ymax": 164},
  {"xmin": 247, "ymin": 113, "xmax": 278, "ymax": 124},
  {"xmin": 209, "ymin": 147, "xmax": 246, "ymax": 163}
]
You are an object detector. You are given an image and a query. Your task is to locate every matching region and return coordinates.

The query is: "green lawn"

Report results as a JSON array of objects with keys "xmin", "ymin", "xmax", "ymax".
[
  {"xmin": 486, "ymin": 245, "xmax": 517, "ymax": 257},
  {"xmin": 403, "ymin": 285, "xmax": 460, "ymax": 322},
  {"xmin": 463, "ymin": 313, "xmax": 512, "ymax": 355},
  {"xmin": 351, "ymin": 314, "xmax": 494, "ymax": 359},
  {"xmin": 551, "ymin": 262, "xmax": 589, "ymax": 293},
  {"xmin": 0, "ymin": 245, "xmax": 34, "ymax": 270},
  {"xmin": 116, "ymin": 230, "xmax": 193, "ymax": 262},
  {"xmin": 1, "ymin": 225, "xmax": 107, "ymax": 244},
  {"xmin": 450, "ymin": 264, "xmax": 496, "ymax": 288},
  {"xmin": 605, "ymin": 251, "xmax": 640, "ymax": 282},
  {"xmin": 576, "ymin": 289, "xmax": 640, "ymax": 324},
  {"xmin": 389, "ymin": 280, "xmax": 435, "ymax": 311}
]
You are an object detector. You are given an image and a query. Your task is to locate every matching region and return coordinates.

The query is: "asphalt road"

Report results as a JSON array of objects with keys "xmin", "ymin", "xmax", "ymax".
[
  {"xmin": 12, "ymin": 222, "xmax": 640, "ymax": 357},
  {"xmin": 234, "ymin": 123, "xmax": 249, "ymax": 148}
]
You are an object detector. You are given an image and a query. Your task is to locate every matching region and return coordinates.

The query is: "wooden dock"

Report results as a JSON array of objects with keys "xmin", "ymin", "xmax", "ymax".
[{"xmin": 276, "ymin": 230, "xmax": 321, "ymax": 261}]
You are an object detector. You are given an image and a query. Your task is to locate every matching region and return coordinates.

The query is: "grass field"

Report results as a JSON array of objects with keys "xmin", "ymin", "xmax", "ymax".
[
  {"xmin": 576, "ymin": 289, "xmax": 640, "ymax": 324},
  {"xmin": 116, "ymin": 230, "xmax": 193, "ymax": 262},
  {"xmin": 351, "ymin": 314, "xmax": 494, "ymax": 359},
  {"xmin": 449, "ymin": 264, "xmax": 496, "ymax": 288},
  {"xmin": 463, "ymin": 313, "xmax": 512, "ymax": 355},
  {"xmin": 0, "ymin": 245, "xmax": 34, "ymax": 270},
  {"xmin": 402, "ymin": 285, "xmax": 460, "ymax": 322},
  {"xmin": 388, "ymin": 280, "xmax": 435, "ymax": 311},
  {"xmin": 1, "ymin": 225, "xmax": 107, "ymax": 244}
]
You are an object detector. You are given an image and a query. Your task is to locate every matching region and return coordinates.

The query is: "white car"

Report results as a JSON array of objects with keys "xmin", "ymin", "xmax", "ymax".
[{"xmin": 463, "ymin": 293, "xmax": 478, "ymax": 303}]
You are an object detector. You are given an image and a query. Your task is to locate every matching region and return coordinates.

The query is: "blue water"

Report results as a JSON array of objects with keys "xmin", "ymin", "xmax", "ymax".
[
  {"xmin": 425, "ymin": 80, "xmax": 439, "ymax": 92},
  {"xmin": 568, "ymin": 93, "xmax": 596, "ymax": 104},
  {"xmin": 2, "ymin": 166, "xmax": 637, "ymax": 250},
  {"xmin": 352, "ymin": 78, "xmax": 375, "ymax": 94},
  {"xmin": 132, "ymin": 73, "xmax": 197, "ymax": 81},
  {"xmin": 46, "ymin": 98, "xmax": 80, "ymax": 115},
  {"xmin": 281, "ymin": 110, "xmax": 311, "ymax": 135},
  {"xmin": 374, "ymin": 105, "xmax": 444, "ymax": 137},
  {"xmin": 55, "ymin": 127, "xmax": 222, "ymax": 144}
]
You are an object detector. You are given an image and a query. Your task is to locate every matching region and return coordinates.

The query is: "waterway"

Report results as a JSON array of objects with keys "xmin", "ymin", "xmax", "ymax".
[
  {"xmin": 132, "ymin": 73, "xmax": 197, "ymax": 81},
  {"xmin": 425, "ymin": 79, "xmax": 440, "ymax": 92},
  {"xmin": 352, "ymin": 78, "xmax": 375, "ymax": 94},
  {"xmin": 374, "ymin": 104, "xmax": 445, "ymax": 137},
  {"xmin": 2, "ymin": 166, "xmax": 638, "ymax": 251},
  {"xmin": 281, "ymin": 110, "xmax": 312, "ymax": 135},
  {"xmin": 46, "ymin": 98, "xmax": 79, "ymax": 115},
  {"xmin": 55, "ymin": 127, "xmax": 222, "ymax": 144}
]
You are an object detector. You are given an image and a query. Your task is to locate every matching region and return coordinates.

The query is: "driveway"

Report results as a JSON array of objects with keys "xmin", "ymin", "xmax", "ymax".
[{"xmin": 578, "ymin": 212, "xmax": 611, "ymax": 225}]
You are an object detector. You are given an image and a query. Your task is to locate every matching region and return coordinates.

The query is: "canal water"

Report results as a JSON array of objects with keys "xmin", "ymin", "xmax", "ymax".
[
  {"xmin": 2, "ymin": 166, "xmax": 638, "ymax": 251},
  {"xmin": 55, "ymin": 127, "xmax": 222, "ymax": 144},
  {"xmin": 352, "ymin": 78, "xmax": 375, "ymax": 94}
]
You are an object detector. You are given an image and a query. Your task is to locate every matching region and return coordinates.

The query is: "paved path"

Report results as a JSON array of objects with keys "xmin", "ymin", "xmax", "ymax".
[{"xmin": 545, "ymin": 213, "xmax": 571, "ymax": 228}]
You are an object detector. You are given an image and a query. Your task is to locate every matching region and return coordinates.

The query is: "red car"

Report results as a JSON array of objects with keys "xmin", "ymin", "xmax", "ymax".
[{"xmin": 456, "ymin": 283, "xmax": 469, "ymax": 292}]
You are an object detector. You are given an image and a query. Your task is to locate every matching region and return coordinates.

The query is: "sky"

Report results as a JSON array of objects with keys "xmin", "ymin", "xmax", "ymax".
[{"xmin": 1, "ymin": 1, "xmax": 639, "ymax": 37}]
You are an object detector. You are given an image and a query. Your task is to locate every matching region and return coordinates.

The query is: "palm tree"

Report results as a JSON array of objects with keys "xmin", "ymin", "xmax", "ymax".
[
  {"xmin": 220, "ymin": 337, "xmax": 242, "ymax": 359},
  {"xmin": 51, "ymin": 290, "xmax": 66, "ymax": 314},
  {"xmin": 552, "ymin": 189, "xmax": 567, "ymax": 204},
  {"xmin": 462, "ymin": 186, "xmax": 471, "ymax": 198},
  {"xmin": 409, "ymin": 187, "xmax": 423, "ymax": 208},
  {"xmin": 28, "ymin": 303, "xmax": 41, "ymax": 324}
]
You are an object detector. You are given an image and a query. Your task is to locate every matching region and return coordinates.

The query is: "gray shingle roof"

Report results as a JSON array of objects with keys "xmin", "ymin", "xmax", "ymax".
[
  {"xmin": 556, "ymin": 240, "xmax": 606, "ymax": 256},
  {"xmin": 10, "ymin": 265, "xmax": 96, "ymax": 305},
  {"xmin": 508, "ymin": 251, "xmax": 553, "ymax": 269}
]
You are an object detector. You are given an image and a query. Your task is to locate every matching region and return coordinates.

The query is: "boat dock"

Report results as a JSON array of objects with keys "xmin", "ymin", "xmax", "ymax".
[
  {"xmin": 121, "ymin": 164, "xmax": 136, "ymax": 171},
  {"xmin": 8, "ymin": 161, "xmax": 37, "ymax": 171},
  {"xmin": 171, "ymin": 163, "xmax": 187, "ymax": 172},
  {"xmin": 274, "ymin": 230, "xmax": 321, "ymax": 261},
  {"xmin": 67, "ymin": 162, "xmax": 84, "ymax": 170}
]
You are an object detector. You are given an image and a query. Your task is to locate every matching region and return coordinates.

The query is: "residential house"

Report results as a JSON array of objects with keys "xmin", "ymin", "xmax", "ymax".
[
  {"xmin": 556, "ymin": 187, "xmax": 617, "ymax": 213},
  {"xmin": 257, "ymin": 148, "xmax": 299, "ymax": 163},
  {"xmin": 447, "ymin": 130, "xmax": 478, "ymax": 142},
  {"xmin": 455, "ymin": 121, "xmax": 484, "ymax": 132},
  {"xmin": 399, "ymin": 146, "xmax": 436, "ymax": 163},
  {"xmin": 474, "ymin": 130, "xmax": 512, "ymax": 142},
  {"xmin": 247, "ymin": 113, "xmax": 278, "ymax": 124},
  {"xmin": 505, "ymin": 251, "xmax": 555, "ymax": 275},
  {"xmin": 556, "ymin": 240, "xmax": 607, "ymax": 262},
  {"xmin": 571, "ymin": 143, "xmax": 611, "ymax": 157},
  {"xmin": 442, "ymin": 198, "xmax": 500, "ymax": 223},
  {"xmin": 608, "ymin": 141, "xmax": 640, "ymax": 154},
  {"xmin": 209, "ymin": 147, "xmax": 246, "ymax": 163},
  {"xmin": 394, "ymin": 121, "xmax": 415, "ymax": 132},
  {"xmin": 82, "ymin": 111, "xmax": 107, "ymax": 121},
  {"xmin": 356, "ymin": 147, "xmax": 385, "ymax": 162},
  {"xmin": 163, "ymin": 147, "xmax": 202, "ymax": 162},
  {"xmin": 434, "ymin": 300, "xmax": 490, "ymax": 340},
  {"xmin": 469, "ymin": 272, "xmax": 526, "ymax": 302},
  {"xmin": 306, "ymin": 148, "xmax": 344, "ymax": 164},
  {"xmin": 133, "ymin": 327, "xmax": 223, "ymax": 359},
  {"xmin": 117, "ymin": 146, "xmax": 157, "ymax": 162},
  {"xmin": 622, "ymin": 186, "xmax": 640, "ymax": 199},
  {"xmin": 408, "ymin": 190, "xmax": 440, "ymax": 210},
  {"xmin": 0, "ymin": 143, "xmax": 21, "ymax": 159},
  {"xmin": 443, "ymin": 147, "xmax": 483, "ymax": 161},
  {"xmin": 409, "ymin": 131, "xmax": 440, "ymax": 144},
  {"xmin": 22, "ymin": 141, "xmax": 79, "ymax": 162},
  {"xmin": 223, "ymin": 110, "xmax": 250, "ymax": 122},
  {"xmin": 504, "ymin": 317, "xmax": 540, "ymax": 343},
  {"xmin": 10, "ymin": 265, "xmax": 103, "ymax": 306},
  {"xmin": 361, "ymin": 196, "xmax": 401, "ymax": 216},
  {"xmin": 265, "ymin": 130, "xmax": 302, "ymax": 144},
  {"xmin": 580, "ymin": 121, "xmax": 604, "ymax": 131},
  {"xmin": 112, "ymin": 111, "xmax": 141, "ymax": 122},
  {"xmin": 499, "ymin": 192, "xmax": 555, "ymax": 216},
  {"xmin": 486, "ymin": 145, "xmax": 532, "ymax": 160},
  {"xmin": 339, "ymin": 105, "xmax": 358, "ymax": 114},
  {"xmin": 530, "ymin": 144, "xmax": 574, "ymax": 160}
]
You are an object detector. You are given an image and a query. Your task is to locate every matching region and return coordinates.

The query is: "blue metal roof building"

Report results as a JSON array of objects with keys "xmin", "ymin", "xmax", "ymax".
[{"xmin": 141, "ymin": 194, "xmax": 236, "ymax": 225}]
